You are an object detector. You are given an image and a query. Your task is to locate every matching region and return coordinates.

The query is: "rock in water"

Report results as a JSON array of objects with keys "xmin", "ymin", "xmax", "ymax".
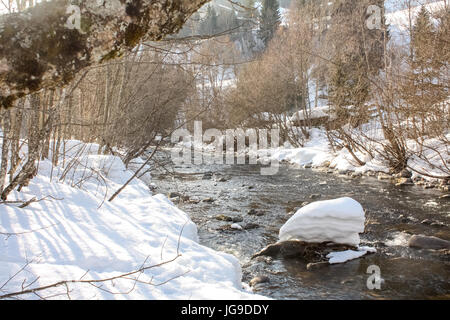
[
  {"xmin": 306, "ymin": 261, "xmax": 329, "ymax": 271},
  {"xmin": 230, "ymin": 223, "xmax": 243, "ymax": 230},
  {"xmin": 252, "ymin": 240, "xmax": 356, "ymax": 260},
  {"xmin": 408, "ymin": 235, "xmax": 450, "ymax": 250},
  {"xmin": 279, "ymin": 197, "xmax": 365, "ymax": 246},
  {"xmin": 249, "ymin": 276, "xmax": 270, "ymax": 287},
  {"xmin": 215, "ymin": 214, "xmax": 233, "ymax": 222}
]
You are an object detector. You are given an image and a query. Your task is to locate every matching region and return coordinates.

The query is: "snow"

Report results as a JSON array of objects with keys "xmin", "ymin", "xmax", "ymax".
[
  {"xmin": 386, "ymin": 1, "xmax": 447, "ymax": 32},
  {"xmin": 269, "ymin": 128, "xmax": 333, "ymax": 167},
  {"xmin": 327, "ymin": 250, "xmax": 366, "ymax": 264},
  {"xmin": 231, "ymin": 223, "xmax": 243, "ymax": 230},
  {"xmin": 290, "ymin": 106, "xmax": 331, "ymax": 122},
  {"xmin": 386, "ymin": 1, "xmax": 447, "ymax": 44},
  {"xmin": 327, "ymin": 246, "xmax": 377, "ymax": 264},
  {"xmin": 0, "ymin": 140, "xmax": 263, "ymax": 300},
  {"xmin": 279, "ymin": 197, "xmax": 366, "ymax": 246},
  {"xmin": 264, "ymin": 117, "xmax": 449, "ymax": 183}
]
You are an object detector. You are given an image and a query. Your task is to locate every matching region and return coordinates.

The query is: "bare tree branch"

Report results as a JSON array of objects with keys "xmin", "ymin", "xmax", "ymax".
[{"xmin": 0, "ymin": 0, "xmax": 211, "ymax": 109}]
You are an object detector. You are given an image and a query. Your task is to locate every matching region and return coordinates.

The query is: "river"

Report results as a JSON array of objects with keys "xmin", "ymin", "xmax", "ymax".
[{"xmin": 153, "ymin": 160, "xmax": 450, "ymax": 300}]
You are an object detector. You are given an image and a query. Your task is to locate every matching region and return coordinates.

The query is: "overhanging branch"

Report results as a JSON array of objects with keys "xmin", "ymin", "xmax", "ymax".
[{"xmin": 0, "ymin": 0, "xmax": 210, "ymax": 108}]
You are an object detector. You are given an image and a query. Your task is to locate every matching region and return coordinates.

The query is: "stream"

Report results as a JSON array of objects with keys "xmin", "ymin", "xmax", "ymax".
[{"xmin": 153, "ymin": 161, "xmax": 450, "ymax": 300}]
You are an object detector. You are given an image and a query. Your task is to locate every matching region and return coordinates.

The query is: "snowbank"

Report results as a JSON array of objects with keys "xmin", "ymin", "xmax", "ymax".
[
  {"xmin": 0, "ymin": 142, "xmax": 262, "ymax": 300},
  {"xmin": 269, "ymin": 128, "xmax": 333, "ymax": 167},
  {"xmin": 265, "ymin": 122, "xmax": 449, "ymax": 183},
  {"xmin": 279, "ymin": 197, "xmax": 366, "ymax": 246}
]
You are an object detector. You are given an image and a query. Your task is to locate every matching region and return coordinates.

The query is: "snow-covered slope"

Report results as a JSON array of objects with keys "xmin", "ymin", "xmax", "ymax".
[
  {"xmin": 386, "ymin": 0, "xmax": 446, "ymax": 30},
  {"xmin": 386, "ymin": 1, "xmax": 447, "ymax": 43},
  {"xmin": 0, "ymin": 141, "xmax": 263, "ymax": 300}
]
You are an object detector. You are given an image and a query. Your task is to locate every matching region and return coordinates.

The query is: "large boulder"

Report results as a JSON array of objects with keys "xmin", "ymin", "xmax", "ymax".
[{"xmin": 252, "ymin": 240, "xmax": 356, "ymax": 261}]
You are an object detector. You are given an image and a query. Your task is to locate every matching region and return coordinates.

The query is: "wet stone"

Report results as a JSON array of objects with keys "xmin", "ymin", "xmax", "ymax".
[
  {"xmin": 168, "ymin": 192, "xmax": 181, "ymax": 198},
  {"xmin": 394, "ymin": 169, "xmax": 413, "ymax": 179},
  {"xmin": 215, "ymin": 214, "xmax": 233, "ymax": 222},
  {"xmin": 244, "ymin": 223, "xmax": 260, "ymax": 230},
  {"xmin": 306, "ymin": 261, "xmax": 329, "ymax": 271},
  {"xmin": 249, "ymin": 275, "xmax": 270, "ymax": 287},
  {"xmin": 230, "ymin": 223, "xmax": 243, "ymax": 230},
  {"xmin": 430, "ymin": 222, "xmax": 446, "ymax": 228},
  {"xmin": 395, "ymin": 178, "xmax": 414, "ymax": 186},
  {"xmin": 408, "ymin": 235, "xmax": 450, "ymax": 250},
  {"xmin": 202, "ymin": 172, "xmax": 213, "ymax": 180},
  {"xmin": 232, "ymin": 216, "xmax": 244, "ymax": 223}
]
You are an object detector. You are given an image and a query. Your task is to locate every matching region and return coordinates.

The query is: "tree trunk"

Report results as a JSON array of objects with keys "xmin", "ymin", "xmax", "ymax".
[
  {"xmin": 0, "ymin": 109, "xmax": 11, "ymax": 193},
  {"xmin": 0, "ymin": 0, "xmax": 210, "ymax": 109},
  {"xmin": 9, "ymin": 99, "xmax": 24, "ymax": 182}
]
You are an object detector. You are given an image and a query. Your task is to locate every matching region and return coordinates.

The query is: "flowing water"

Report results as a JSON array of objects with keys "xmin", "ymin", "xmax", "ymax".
[{"xmin": 153, "ymin": 161, "xmax": 450, "ymax": 300}]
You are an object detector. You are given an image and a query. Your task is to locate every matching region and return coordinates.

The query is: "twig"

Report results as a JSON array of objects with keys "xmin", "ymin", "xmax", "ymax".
[{"xmin": 1, "ymin": 195, "xmax": 64, "ymax": 209}]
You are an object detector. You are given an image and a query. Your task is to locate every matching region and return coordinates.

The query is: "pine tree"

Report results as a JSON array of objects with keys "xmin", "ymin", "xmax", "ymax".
[
  {"xmin": 209, "ymin": 6, "xmax": 219, "ymax": 34},
  {"xmin": 200, "ymin": 5, "xmax": 219, "ymax": 36},
  {"xmin": 235, "ymin": 0, "xmax": 260, "ymax": 57},
  {"xmin": 327, "ymin": 0, "xmax": 387, "ymax": 113},
  {"xmin": 258, "ymin": 0, "xmax": 281, "ymax": 48},
  {"xmin": 402, "ymin": 6, "xmax": 446, "ymax": 122},
  {"xmin": 411, "ymin": 6, "xmax": 436, "ymax": 74},
  {"xmin": 224, "ymin": 9, "xmax": 241, "ymax": 41}
]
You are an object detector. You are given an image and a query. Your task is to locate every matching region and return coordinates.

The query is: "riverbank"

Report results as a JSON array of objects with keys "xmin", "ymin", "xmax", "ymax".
[
  {"xmin": 262, "ymin": 128, "xmax": 450, "ymax": 193},
  {"xmin": 0, "ymin": 140, "xmax": 263, "ymax": 300}
]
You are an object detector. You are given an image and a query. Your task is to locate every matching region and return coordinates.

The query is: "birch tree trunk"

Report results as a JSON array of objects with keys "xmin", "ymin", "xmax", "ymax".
[
  {"xmin": 0, "ymin": 109, "xmax": 11, "ymax": 193},
  {"xmin": 9, "ymin": 99, "xmax": 24, "ymax": 182}
]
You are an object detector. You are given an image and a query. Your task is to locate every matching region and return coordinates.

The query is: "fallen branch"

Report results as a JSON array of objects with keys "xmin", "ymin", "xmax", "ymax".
[{"xmin": 0, "ymin": 195, "xmax": 64, "ymax": 209}]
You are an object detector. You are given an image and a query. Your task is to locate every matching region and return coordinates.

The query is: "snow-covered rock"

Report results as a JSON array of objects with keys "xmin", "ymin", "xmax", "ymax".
[{"xmin": 279, "ymin": 197, "xmax": 366, "ymax": 246}]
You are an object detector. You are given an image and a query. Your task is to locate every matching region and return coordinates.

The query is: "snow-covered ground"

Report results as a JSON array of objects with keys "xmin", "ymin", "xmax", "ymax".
[
  {"xmin": 386, "ymin": 0, "xmax": 447, "ymax": 43},
  {"xmin": 289, "ymin": 106, "xmax": 333, "ymax": 122},
  {"xmin": 0, "ymin": 140, "xmax": 263, "ymax": 300},
  {"xmin": 386, "ymin": 0, "xmax": 447, "ymax": 31}
]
